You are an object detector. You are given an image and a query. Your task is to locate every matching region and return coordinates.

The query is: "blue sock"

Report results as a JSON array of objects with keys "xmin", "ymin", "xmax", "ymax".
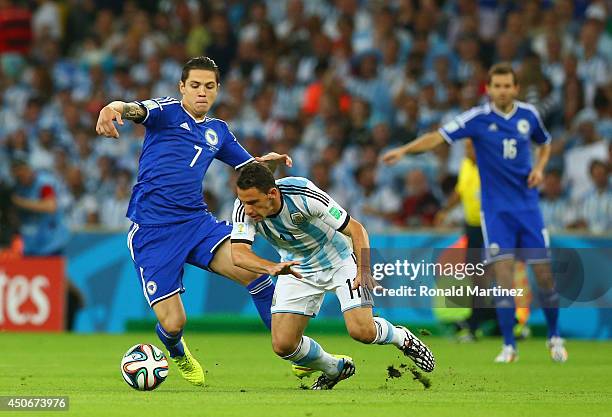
[
  {"xmin": 494, "ymin": 295, "xmax": 516, "ymax": 347},
  {"xmin": 155, "ymin": 322, "xmax": 185, "ymax": 357},
  {"xmin": 538, "ymin": 288, "xmax": 560, "ymax": 339},
  {"xmin": 246, "ymin": 275, "xmax": 274, "ymax": 330}
]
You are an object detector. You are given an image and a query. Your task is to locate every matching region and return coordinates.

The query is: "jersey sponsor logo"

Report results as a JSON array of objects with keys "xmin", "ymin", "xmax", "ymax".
[
  {"xmin": 517, "ymin": 119, "xmax": 530, "ymax": 135},
  {"xmin": 488, "ymin": 123, "xmax": 498, "ymax": 131},
  {"xmin": 329, "ymin": 206, "xmax": 343, "ymax": 220},
  {"xmin": 290, "ymin": 212, "xmax": 306, "ymax": 225},
  {"xmin": 146, "ymin": 281, "xmax": 158, "ymax": 296},
  {"xmin": 443, "ymin": 120, "xmax": 460, "ymax": 133},
  {"xmin": 205, "ymin": 128, "xmax": 219, "ymax": 146},
  {"xmin": 180, "ymin": 122, "xmax": 190, "ymax": 131}
]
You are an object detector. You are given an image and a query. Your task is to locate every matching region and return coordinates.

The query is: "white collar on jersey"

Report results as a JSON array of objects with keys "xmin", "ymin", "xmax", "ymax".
[
  {"xmin": 180, "ymin": 101, "xmax": 209, "ymax": 123},
  {"xmin": 489, "ymin": 101, "xmax": 518, "ymax": 120}
]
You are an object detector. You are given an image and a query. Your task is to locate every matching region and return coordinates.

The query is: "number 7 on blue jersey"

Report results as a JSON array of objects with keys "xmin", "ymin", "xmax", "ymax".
[{"xmin": 190, "ymin": 145, "xmax": 203, "ymax": 167}]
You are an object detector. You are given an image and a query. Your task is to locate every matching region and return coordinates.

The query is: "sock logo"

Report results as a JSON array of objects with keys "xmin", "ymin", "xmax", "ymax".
[{"xmin": 146, "ymin": 281, "xmax": 158, "ymax": 296}]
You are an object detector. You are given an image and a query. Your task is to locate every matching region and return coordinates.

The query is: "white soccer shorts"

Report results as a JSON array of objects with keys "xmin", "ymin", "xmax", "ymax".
[{"xmin": 271, "ymin": 256, "xmax": 374, "ymax": 316}]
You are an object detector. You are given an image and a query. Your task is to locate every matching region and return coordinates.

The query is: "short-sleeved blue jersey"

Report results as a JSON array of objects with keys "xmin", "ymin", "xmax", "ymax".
[
  {"xmin": 127, "ymin": 97, "xmax": 253, "ymax": 225},
  {"xmin": 439, "ymin": 101, "xmax": 551, "ymax": 213}
]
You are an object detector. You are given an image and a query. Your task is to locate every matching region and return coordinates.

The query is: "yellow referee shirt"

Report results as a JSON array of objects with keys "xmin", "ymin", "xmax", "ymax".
[{"xmin": 455, "ymin": 158, "xmax": 481, "ymax": 226}]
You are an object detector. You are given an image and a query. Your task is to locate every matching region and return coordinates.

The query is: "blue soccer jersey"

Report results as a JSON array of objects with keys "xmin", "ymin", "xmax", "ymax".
[
  {"xmin": 439, "ymin": 101, "xmax": 551, "ymax": 213},
  {"xmin": 126, "ymin": 97, "xmax": 254, "ymax": 224}
]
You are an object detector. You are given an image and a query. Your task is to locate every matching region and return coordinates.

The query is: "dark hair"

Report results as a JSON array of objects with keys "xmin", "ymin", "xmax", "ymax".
[
  {"xmin": 236, "ymin": 163, "xmax": 276, "ymax": 193},
  {"xmin": 487, "ymin": 62, "xmax": 518, "ymax": 85},
  {"xmin": 589, "ymin": 159, "xmax": 608, "ymax": 175},
  {"xmin": 181, "ymin": 56, "xmax": 220, "ymax": 84},
  {"xmin": 545, "ymin": 167, "xmax": 563, "ymax": 179}
]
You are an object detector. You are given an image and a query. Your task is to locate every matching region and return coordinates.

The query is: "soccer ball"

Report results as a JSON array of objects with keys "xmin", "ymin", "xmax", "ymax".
[{"xmin": 120, "ymin": 343, "xmax": 169, "ymax": 391}]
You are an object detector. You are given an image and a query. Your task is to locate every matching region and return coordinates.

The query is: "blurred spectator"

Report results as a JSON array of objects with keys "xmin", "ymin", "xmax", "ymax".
[
  {"xmin": 29, "ymin": 128, "xmax": 56, "ymax": 171},
  {"xmin": 347, "ymin": 164, "xmax": 400, "ymax": 233},
  {"xmin": 395, "ymin": 169, "xmax": 440, "ymax": 227},
  {"xmin": 571, "ymin": 160, "xmax": 612, "ymax": 235},
  {"xmin": 539, "ymin": 169, "xmax": 572, "ymax": 233},
  {"xmin": 0, "ymin": 178, "xmax": 18, "ymax": 249},
  {"xmin": 32, "ymin": 0, "xmax": 61, "ymax": 42},
  {"xmin": 10, "ymin": 158, "xmax": 84, "ymax": 329},
  {"xmin": 564, "ymin": 114, "xmax": 608, "ymax": 201},
  {"xmin": 100, "ymin": 169, "xmax": 131, "ymax": 230},
  {"xmin": 10, "ymin": 158, "xmax": 68, "ymax": 254},
  {"xmin": 575, "ymin": 20, "xmax": 610, "ymax": 106},
  {"xmin": 0, "ymin": 0, "xmax": 32, "ymax": 55},
  {"xmin": 64, "ymin": 166, "xmax": 99, "ymax": 228}
]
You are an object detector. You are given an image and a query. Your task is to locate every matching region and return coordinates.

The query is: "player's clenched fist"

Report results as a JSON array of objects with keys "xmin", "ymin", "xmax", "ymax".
[{"xmin": 96, "ymin": 105, "xmax": 124, "ymax": 138}]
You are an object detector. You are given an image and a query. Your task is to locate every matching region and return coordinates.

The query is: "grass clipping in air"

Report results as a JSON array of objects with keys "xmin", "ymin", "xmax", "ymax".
[{"xmin": 386, "ymin": 363, "xmax": 432, "ymax": 389}]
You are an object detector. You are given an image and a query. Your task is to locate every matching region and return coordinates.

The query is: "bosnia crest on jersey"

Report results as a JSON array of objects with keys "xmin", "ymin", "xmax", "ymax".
[
  {"xmin": 517, "ymin": 119, "xmax": 530, "ymax": 135},
  {"xmin": 205, "ymin": 128, "xmax": 218, "ymax": 146}
]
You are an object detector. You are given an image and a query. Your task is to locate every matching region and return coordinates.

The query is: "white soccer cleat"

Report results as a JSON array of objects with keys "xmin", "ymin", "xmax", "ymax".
[
  {"xmin": 494, "ymin": 344, "xmax": 518, "ymax": 363},
  {"xmin": 547, "ymin": 336, "xmax": 568, "ymax": 363},
  {"xmin": 396, "ymin": 326, "xmax": 435, "ymax": 372},
  {"xmin": 311, "ymin": 356, "xmax": 355, "ymax": 390}
]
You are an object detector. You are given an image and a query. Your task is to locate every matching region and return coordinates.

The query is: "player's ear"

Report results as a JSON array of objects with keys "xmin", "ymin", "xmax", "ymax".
[{"xmin": 178, "ymin": 81, "xmax": 185, "ymax": 95}]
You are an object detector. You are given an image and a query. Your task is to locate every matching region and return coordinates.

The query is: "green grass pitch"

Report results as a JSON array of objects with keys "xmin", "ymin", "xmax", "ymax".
[{"xmin": 1, "ymin": 332, "xmax": 610, "ymax": 417}]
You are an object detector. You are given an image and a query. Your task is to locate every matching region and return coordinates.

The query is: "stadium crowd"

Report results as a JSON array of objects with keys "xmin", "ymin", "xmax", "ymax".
[{"xmin": 0, "ymin": 0, "xmax": 610, "ymax": 238}]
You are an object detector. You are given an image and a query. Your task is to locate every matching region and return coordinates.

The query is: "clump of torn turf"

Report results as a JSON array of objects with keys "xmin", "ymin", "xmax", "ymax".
[
  {"xmin": 387, "ymin": 365, "xmax": 402, "ymax": 379},
  {"xmin": 385, "ymin": 363, "xmax": 432, "ymax": 389},
  {"xmin": 299, "ymin": 383, "xmax": 310, "ymax": 390},
  {"xmin": 407, "ymin": 365, "xmax": 432, "ymax": 389},
  {"xmin": 418, "ymin": 328, "xmax": 432, "ymax": 336}
]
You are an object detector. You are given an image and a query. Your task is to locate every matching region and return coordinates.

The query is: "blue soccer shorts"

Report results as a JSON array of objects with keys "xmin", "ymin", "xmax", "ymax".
[
  {"xmin": 479, "ymin": 208, "xmax": 550, "ymax": 263},
  {"xmin": 126, "ymin": 213, "xmax": 231, "ymax": 306}
]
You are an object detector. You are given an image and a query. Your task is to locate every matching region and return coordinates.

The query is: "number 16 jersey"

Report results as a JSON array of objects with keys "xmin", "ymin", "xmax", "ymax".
[{"xmin": 438, "ymin": 101, "xmax": 551, "ymax": 213}]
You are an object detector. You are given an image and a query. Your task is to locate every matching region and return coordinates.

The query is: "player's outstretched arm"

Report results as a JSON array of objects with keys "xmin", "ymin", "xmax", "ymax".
[
  {"xmin": 340, "ymin": 217, "xmax": 379, "ymax": 291},
  {"xmin": 11, "ymin": 194, "xmax": 57, "ymax": 214},
  {"xmin": 231, "ymin": 242, "xmax": 302, "ymax": 279},
  {"xmin": 381, "ymin": 131, "xmax": 446, "ymax": 165},
  {"xmin": 95, "ymin": 101, "xmax": 146, "ymax": 138}
]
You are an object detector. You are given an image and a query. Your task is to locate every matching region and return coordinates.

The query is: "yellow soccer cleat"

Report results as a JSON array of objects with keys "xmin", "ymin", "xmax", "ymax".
[
  {"xmin": 170, "ymin": 338, "xmax": 205, "ymax": 387},
  {"xmin": 291, "ymin": 364, "xmax": 317, "ymax": 379}
]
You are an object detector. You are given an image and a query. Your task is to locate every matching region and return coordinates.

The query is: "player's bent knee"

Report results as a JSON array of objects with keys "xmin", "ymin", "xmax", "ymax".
[
  {"xmin": 159, "ymin": 315, "xmax": 186, "ymax": 335},
  {"xmin": 348, "ymin": 323, "xmax": 377, "ymax": 344},
  {"xmin": 271, "ymin": 337, "xmax": 300, "ymax": 358}
]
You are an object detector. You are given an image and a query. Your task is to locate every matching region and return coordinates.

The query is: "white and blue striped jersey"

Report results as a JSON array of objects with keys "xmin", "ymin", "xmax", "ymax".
[{"xmin": 231, "ymin": 177, "xmax": 352, "ymax": 275}]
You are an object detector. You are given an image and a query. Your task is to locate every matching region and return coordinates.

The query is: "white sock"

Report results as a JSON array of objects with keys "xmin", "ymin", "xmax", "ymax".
[
  {"xmin": 283, "ymin": 336, "xmax": 341, "ymax": 377},
  {"xmin": 372, "ymin": 317, "xmax": 405, "ymax": 348}
]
